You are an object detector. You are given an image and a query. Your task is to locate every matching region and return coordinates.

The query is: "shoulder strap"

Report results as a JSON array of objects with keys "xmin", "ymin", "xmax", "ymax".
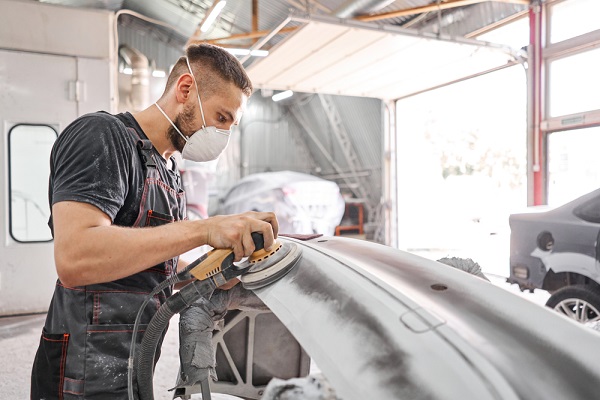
[
  {"xmin": 114, "ymin": 115, "xmax": 157, "ymax": 170},
  {"xmin": 136, "ymin": 138, "xmax": 157, "ymax": 169}
]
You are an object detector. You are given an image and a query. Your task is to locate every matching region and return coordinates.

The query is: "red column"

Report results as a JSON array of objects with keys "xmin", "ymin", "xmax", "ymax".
[{"xmin": 530, "ymin": 3, "xmax": 545, "ymax": 205}]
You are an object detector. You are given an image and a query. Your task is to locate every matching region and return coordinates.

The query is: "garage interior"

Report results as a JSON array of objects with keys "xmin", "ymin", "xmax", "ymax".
[{"xmin": 1, "ymin": 0, "xmax": 600, "ymax": 398}]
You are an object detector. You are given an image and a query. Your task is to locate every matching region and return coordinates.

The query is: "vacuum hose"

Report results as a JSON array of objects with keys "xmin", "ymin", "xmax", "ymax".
[
  {"xmin": 136, "ymin": 279, "xmax": 216, "ymax": 400},
  {"xmin": 130, "ymin": 233, "xmax": 265, "ymax": 400}
]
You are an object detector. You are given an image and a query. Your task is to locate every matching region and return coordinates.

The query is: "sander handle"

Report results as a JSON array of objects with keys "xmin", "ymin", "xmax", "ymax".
[{"xmin": 188, "ymin": 232, "xmax": 264, "ymax": 281}]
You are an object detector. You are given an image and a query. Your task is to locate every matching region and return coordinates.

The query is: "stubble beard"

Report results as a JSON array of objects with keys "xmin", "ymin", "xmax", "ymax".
[{"xmin": 167, "ymin": 103, "xmax": 196, "ymax": 153}]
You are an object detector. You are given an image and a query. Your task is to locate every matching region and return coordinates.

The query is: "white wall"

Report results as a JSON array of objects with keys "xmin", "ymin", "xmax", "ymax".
[{"xmin": 0, "ymin": 0, "xmax": 114, "ymax": 315}]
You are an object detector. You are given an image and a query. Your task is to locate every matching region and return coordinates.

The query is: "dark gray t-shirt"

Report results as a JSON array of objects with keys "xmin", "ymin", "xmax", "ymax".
[{"xmin": 48, "ymin": 111, "xmax": 181, "ymax": 233}]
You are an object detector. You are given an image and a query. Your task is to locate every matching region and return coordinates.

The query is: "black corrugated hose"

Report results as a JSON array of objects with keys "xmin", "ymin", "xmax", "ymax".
[
  {"xmin": 126, "ymin": 251, "xmax": 209, "ymax": 400},
  {"xmin": 135, "ymin": 278, "xmax": 217, "ymax": 400},
  {"xmin": 128, "ymin": 233, "xmax": 264, "ymax": 400}
]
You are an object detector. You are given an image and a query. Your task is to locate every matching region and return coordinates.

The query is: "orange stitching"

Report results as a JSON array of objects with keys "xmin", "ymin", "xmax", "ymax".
[
  {"xmin": 42, "ymin": 336, "xmax": 68, "ymax": 343},
  {"xmin": 58, "ymin": 334, "xmax": 69, "ymax": 400}
]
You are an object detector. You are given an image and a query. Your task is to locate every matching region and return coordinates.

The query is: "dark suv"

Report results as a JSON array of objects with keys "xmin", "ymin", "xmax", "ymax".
[{"xmin": 508, "ymin": 188, "xmax": 600, "ymax": 324}]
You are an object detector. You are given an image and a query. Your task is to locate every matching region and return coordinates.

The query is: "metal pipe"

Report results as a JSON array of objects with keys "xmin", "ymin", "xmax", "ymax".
[
  {"xmin": 355, "ymin": 0, "xmax": 529, "ymax": 22},
  {"xmin": 119, "ymin": 45, "xmax": 150, "ymax": 112},
  {"xmin": 240, "ymin": 15, "xmax": 293, "ymax": 64},
  {"xmin": 333, "ymin": 0, "xmax": 395, "ymax": 18},
  {"xmin": 193, "ymin": 26, "xmax": 297, "ymax": 44}
]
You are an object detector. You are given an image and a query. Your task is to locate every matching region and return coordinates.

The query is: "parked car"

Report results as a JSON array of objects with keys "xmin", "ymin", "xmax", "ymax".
[
  {"xmin": 508, "ymin": 188, "xmax": 600, "ymax": 324},
  {"xmin": 218, "ymin": 171, "xmax": 346, "ymax": 236}
]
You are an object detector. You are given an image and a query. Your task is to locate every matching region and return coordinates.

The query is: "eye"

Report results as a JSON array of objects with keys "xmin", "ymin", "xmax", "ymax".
[{"xmin": 218, "ymin": 114, "xmax": 227, "ymax": 123}]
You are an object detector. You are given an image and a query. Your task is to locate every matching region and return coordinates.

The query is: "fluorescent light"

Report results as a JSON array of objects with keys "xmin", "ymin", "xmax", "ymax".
[
  {"xmin": 250, "ymin": 49, "xmax": 269, "ymax": 57},
  {"xmin": 225, "ymin": 48, "xmax": 269, "ymax": 57},
  {"xmin": 122, "ymin": 67, "xmax": 133, "ymax": 75},
  {"xmin": 152, "ymin": 70, "xmax": 166, "ymax": 78},
  {"xmin": 200, "ymin": 1, "xmax": 226, "ymax": 33},
  {"xmin": 272, "ymin": 90, "xmax": 293, "ymax": 102}
]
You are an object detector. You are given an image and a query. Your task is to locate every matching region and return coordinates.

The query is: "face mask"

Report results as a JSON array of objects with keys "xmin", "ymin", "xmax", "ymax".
[{"xmin": 155, "ymin": 58, "xmax": 231, "ymax": 162}]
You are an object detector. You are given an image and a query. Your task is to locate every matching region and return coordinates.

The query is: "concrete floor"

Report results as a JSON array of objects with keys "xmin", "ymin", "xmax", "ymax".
[{"xmin": 0, "ymin": 241, "xmax": 549, "ymax": 400}]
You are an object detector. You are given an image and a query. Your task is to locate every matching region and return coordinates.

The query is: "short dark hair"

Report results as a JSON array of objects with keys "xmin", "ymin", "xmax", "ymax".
[{"xmin": 163, "ymin": 43, "xmax": 253, "ymax": 98}]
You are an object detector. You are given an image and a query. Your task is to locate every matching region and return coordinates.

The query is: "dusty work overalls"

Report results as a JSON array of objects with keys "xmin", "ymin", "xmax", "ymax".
[{"xmin": 31, "ymin": 126, "xmax": 186, "ymax": 400}]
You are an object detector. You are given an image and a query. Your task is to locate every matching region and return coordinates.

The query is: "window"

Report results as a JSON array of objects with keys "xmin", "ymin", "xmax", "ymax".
[
  {"xmin": 548, "ymin": 48, "xmax": 600, "ymax": 117},
  {"xmin": 396, "ymin": 65, "xmax": 527, "ymax": 256},
  {"xmin": 549, "ymin": 0, "xmax": 600, "ymax": 44},
  {"xmin": 574, "ymin": 193, "xmax": 600, "ymax": 223},
  {"xmin": 9, "ymin": 124, "xmax": 57, "ymax": 242},
  {"xmin": 547, "ymin": 126, "xmax": 600, "ymax": 205}
]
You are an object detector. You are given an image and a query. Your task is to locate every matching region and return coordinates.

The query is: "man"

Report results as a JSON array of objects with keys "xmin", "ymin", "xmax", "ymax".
[{"xmin": 31, "ymin": 43, "xmax": 277, "ymax": 399}]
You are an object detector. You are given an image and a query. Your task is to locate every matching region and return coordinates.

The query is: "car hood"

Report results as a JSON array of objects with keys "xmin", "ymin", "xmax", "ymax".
[{"xmin": 250, "ymin": 236, "xmax": 600, "ymax": 400}]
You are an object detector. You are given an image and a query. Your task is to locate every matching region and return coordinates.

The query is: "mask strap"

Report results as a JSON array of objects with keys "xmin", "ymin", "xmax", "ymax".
[
  {"xmin": 185, "ymin": 57, "xmax": 207, "ymax": 128},
  {"xmin": 154, "ymin": 102, "xmax": 188, "ymax": 143}
]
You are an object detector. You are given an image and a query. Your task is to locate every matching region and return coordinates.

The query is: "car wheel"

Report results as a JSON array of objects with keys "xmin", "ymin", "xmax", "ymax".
[{"xmin": 546, "ymin": 285, "xmax": 600, "ymax": 324}]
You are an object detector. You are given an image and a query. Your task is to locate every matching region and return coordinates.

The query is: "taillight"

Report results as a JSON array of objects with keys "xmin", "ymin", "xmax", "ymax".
[{"xmin": 512, "ymin": 265, "xmax": 529, "ymax": 280}]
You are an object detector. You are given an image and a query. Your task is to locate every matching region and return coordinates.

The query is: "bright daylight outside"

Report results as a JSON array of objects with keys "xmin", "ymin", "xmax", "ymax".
[{"xmin": 396, "ymin": 0, "xmax": 600, "ymax": 286}]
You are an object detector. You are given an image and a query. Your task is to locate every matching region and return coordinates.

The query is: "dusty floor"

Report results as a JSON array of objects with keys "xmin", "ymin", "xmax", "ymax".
[{"xmin": 1, "ymin": 242, "xmax": 549, "ymax": 399}]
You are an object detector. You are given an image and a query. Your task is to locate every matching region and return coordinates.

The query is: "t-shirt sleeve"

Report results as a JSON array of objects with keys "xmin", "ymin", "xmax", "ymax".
[{"xmin": 51, "ymin": 113, "xmax": 132, "ymax": 222}]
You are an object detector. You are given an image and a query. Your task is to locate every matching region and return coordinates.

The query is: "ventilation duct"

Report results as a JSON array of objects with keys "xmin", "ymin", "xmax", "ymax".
[
  {"xmin": 119, "ymin": 45, "xmax": 150, "ymax": 112},
  {"xmin": 333, "ymin": 0, "xmax": 396, "ymax": 18}
]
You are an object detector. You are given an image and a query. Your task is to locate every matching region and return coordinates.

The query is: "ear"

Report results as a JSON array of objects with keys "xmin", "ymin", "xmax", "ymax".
[{"xmin": 174, "ymin": 73, "xmax": 194, "ymax": 104}]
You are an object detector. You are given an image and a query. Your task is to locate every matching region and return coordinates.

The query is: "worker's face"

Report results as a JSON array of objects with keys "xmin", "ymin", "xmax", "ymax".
[{"xmin": 168, "ymin": 77, "xmax": 248, "ymax": 154}]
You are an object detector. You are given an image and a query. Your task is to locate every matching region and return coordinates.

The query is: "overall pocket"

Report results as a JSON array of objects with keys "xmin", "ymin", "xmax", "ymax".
[
  {"xmin": 31, "ymin": 329, "xmax": 70, "ymax": 400},
  {"xmin": 84, "ymin": 324, "xmax": 152, "ymax": 399},
  {"xmin": 145, "ymin": 210, "xmax": 174, "ymax": 227}
]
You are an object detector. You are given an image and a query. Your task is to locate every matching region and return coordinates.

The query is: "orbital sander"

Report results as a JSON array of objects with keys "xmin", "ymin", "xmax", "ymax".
[
  {"xmin": 240, "ymin": 239, "xmax": 302, "ymax": 289},
  {"xmin": 129, "ymin": 232, "xmax": 302, "ymax": 400},
  {"xmin": 186, "ymin": 233, "xmax": 301, "ymax": 289}
]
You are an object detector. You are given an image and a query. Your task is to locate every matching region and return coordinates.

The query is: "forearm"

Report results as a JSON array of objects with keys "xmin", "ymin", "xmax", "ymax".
[
  {"xmin": 55, "ymin": 219, "xmax": 207, "ymax": 287},
  {"xmin": 52, "ymin": 201, "xmax": 278, "ymax": 287}
]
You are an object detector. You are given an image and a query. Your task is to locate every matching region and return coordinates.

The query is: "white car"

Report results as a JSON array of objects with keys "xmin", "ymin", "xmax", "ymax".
[{"xmin": 218, "ymin": 171, "xmax": 346, "ymax": 236}]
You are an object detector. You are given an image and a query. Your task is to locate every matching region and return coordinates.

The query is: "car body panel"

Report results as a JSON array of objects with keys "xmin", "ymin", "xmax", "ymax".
[
  {"xmin": 509, "ymin": 189, "xmax": 600, "ymax": 290},
  {"xmin": 250, "ymin": 236, "xmax": 600, "ymax": 400}
]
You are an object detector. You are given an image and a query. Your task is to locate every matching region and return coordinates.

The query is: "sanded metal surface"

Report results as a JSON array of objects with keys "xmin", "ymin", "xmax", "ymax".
[
  {"xmin": 251, "ymin": 236, "xmax": 600, "ymax": 400},
  {"xmin": 242, "ymin": 243, "xmax": 302, "ymax": 290}
]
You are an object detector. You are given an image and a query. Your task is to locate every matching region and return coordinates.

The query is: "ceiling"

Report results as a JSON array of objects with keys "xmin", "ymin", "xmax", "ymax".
[
  {"xmin": 246, "ymin": 14, "xmax": 522, "ymax": 100},
  {"xmin": 38, "ymin": 0, "xmax": 529, "ymax": 99},
  {"xmin": 38, "ymin": 0, "xmax": 529, "ymax": 48}
]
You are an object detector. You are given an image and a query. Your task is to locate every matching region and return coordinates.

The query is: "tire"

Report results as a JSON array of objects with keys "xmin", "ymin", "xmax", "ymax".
[{"xmin": 546, "ymin": 285, "xmax": 600, "ymax": 324}]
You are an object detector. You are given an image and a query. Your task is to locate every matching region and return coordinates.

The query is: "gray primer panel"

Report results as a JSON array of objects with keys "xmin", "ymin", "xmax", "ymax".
[{"xmin": 251, "ymin": 238, "xmax": 525, "ymax": 400}]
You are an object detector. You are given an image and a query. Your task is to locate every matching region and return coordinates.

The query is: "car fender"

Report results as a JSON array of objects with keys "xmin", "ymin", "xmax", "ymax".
[{"xmin": 532, "ymin": 249, "xmax": 600, "ymax": 284}]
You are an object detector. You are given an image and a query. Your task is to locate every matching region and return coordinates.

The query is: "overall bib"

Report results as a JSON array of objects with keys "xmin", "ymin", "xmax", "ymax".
[{"xmin": 31, "ymin": 129, "xmax": 186, "ymax": 400}]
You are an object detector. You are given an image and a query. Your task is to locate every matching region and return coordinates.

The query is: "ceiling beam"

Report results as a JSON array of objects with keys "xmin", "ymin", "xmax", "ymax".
[
  {"xmin": 252, "ymin": 0, "xmax": 259, "ymax": 44},
  {"xmin": 355, "ymin": 0, "xmax": 530, "ymax": 22},
  {"xmin": 191, "ymin": 0, "xmax": 531, "ymax": 47},
  {"xmin": 186, "ymin": 0, "xmax": 221, "ymax": 47},
  {"xmin": 192, "ymin": 26, "xmax": 297, "ymax": 44},
  {"xmin": 464, "ymin": 9, "xmax": 528, "ymax": 38}
]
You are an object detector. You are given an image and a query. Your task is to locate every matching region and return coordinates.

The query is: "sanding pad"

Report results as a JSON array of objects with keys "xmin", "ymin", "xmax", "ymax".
[{"xmin": 241, "ymin": 242, "xmax": 301, "ymax": 290}]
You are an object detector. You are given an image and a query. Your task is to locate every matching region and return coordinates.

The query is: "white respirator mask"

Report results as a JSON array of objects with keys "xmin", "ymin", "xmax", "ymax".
[{"xmin": 155, "ymin": 57, "xmax": 231, "ymax": 162}]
